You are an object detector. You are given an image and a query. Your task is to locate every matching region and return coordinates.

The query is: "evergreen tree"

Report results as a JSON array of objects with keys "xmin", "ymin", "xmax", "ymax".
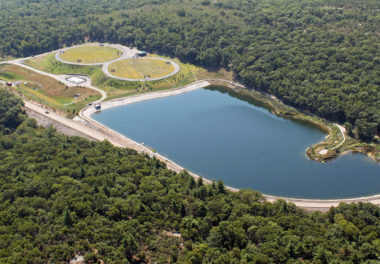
[
  {"xmin": 123, "ymin": 234, "xmax": 138, "ymax": 260},
  {"xmin": 217, "ymin": 179, "xmax": 225, "ymax": 194},
  {"xmin": 189, "ymin": 177, "xmax": 196, "ymax": 189},
  {"xmin": 197, "ymin": 177, "xmax": 203, "ymax": 187},
  {"xmin": 64, "ymin": 209, "xmax": 73, "ymax": 227},
  {"xmin": 180, "ymin": 203, "xmax": 187, "ymax": 217}
]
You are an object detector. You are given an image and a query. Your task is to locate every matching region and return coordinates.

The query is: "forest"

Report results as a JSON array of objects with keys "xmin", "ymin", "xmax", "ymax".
[
  {"xmin": 1, "ymin": 87, "xmax": 380, "ymax": 263},
  {"xmin": 0, "ymin": 0, "xmax": 379, "ymax": 141}
]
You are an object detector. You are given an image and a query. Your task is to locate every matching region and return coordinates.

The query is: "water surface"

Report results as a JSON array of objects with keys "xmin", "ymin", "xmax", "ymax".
[{"xmin": 92, "ymin": 87, "xmax": 380, "ymax": 199}]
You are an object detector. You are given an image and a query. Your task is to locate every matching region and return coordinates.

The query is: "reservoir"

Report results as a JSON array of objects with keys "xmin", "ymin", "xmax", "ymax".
[{"xmin": 92, "ymin": 86, "xmax": 380, "ymax": 199}]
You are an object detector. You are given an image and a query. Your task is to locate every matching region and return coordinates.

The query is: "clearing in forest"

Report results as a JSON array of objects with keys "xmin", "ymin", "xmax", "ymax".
[
  {"xmin": 60, "ymin": 45, "xmax": 122, "ymax": 64},
  {"xmin": 0, "ymin": 64, "xmax": 100, "ymax": 109},
  {"xmin": 108, "ymin": 58, "xmax": 175, "ymax": 79}
]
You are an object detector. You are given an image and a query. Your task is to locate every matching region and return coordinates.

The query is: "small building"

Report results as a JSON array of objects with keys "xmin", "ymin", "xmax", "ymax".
[
  {"xmin": 138, "ymin": 51, "xmax": 147, "ymax": 57},
  {"xmin": 94, "ymin": 103, "xmax": 101, "ymax": 111},
  {"xmin": 66, "ymin": 76, "xmax": 86, "ymax": 85},
  {"xmin": 6, "ymin": 82, "xmax": 12, "ymax": 86}
]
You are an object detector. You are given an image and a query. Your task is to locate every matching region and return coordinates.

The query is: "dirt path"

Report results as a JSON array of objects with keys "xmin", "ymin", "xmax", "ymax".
[
  {"xmin": 25, "ymin": 101, "xmax": 123, "ymax": 145},
  {"xmin": 265, "ymin": 194, "xmax": 380, "ymax": 212},
  {"xmin": 25, "ymin": 97, "xmax": 216, "ymax": 185},
  {"xmin": 201, "ymin": 78, "xmax": 246, "ymax": 88},
  {"xmin": 26, "ymin": 108, "xmax": 94, "ymax": 140},
  {"xmin": 54, "ymin": 43, "xmax": 136, "ymax": 66},
  {"xmin": 318, "ymin": 123, "xmax": 346, "ymax": 155},
  {"xmin": 79, "ymin": 81, "xmax": 214, "ymax": 176},
  {"xmin": 331, "ymin": 123, "xmax": 346, "ymax": 150},
  {"xmin": 81, "ymin": 80, "xmax": 210, "ymax": 116},
  {"xmin": 55, "ymin": 43, "xmax": 180, "ymax": 81},
  {"xmin": 2, "ymin": 57, "xmax": 107, "ymax": 104},
  {"xmin": 3, "ymin": 49, "xmax": 379, "ymax": 212},
  {"xmin": 103, "ymin": 57, "xmax": 180, "ymax": 82},
  {"xmin": 25, "ymin": 90, "xmax": 380, "ymax": 212}
]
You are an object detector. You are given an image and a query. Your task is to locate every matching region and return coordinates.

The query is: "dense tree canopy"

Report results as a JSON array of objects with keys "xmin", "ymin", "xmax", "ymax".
[
  {"xmin": 0, "ymin": 0, "xmax": 379, "ymax": 140},
  {"xmin": 1, "ymin": 88, "xmax": 380, "ymax": 263},
  {"xmin": 0, "ymin": 89, "xmax": 25, "ymax": 134}
]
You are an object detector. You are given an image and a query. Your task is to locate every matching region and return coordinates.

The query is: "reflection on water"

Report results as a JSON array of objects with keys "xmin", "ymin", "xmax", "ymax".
[{"xmin": 92, "ymin": 86, "xmax": 380, "ymax": 199}]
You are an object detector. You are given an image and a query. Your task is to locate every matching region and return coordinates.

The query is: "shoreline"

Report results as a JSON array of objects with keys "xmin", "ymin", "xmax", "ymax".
[
  {"xmin": 77, "ymin": 81, "xmax": 380, "ymax": 211},
  {"xmin": 213, "ymin": 81, "xmax": 379, "ymax": 164},
  {"xmin": 81, "ymin": 80, "xmax": 211, "ymax": 117},
  {"xmin": 21, "ymin": 94, "xmax": 380, "ymax": 210},
  {"xmin": 3, "ymin": 45, "xmax": 379, "ymax": 211},
  {"xmin": 11, "ymin": 44, "xmax": 378, "ymax": 163}
]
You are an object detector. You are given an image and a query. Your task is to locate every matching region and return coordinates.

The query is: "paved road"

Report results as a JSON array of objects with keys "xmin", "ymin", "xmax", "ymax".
[
  {"xmin": 319, "ymin": 123, "xmax": 347, "ymax": 155},
  {"xmin": 331, "ymin": 123, "xmax": 346, "ymax": 150},
  {"xmin": 55, "ymin": 43, "xmax": 180, "ymax": 82},
  {"xmin": 3, "ymin": 48, "xmax": 380, "ymax": 212},
  {"xmin": 2, "ymin": 43, "xmax": 178, "ymax": 99},
  {"xmin": 55, "ymin": 43, "xmax": 138, "ymax": 66},
  {"xmin": 26, "ymin": 98, "xmax": 209, "ymax": 181},
  {"xmin": 265, "ymin": 194, "xmax": 380, "ymax": 212},
  {"xmin": 27, "ymin": 88, "xmax": 380, "ymax": 212},
  {"xmin": 103, "ymin": 57, "xmax": 181, "ymax": 82},
  {"xmin": 81, "ymin": 80, "xmax": 211, "ymax": 116},
  {"xmin": 25, "ymin": 101, "xmax": 123, "ymax": 147},
  {"xmin": 2, "ymin": 55, "xmax": 107, "ymax": 104}
]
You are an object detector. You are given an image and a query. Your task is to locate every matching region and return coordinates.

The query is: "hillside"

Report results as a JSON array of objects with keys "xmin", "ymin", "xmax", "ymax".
[
  {"xmin": 1, "ymin": 88, "xmax": 380, "ymax": 263},
  {"xmin": 0, "ymin": 0, "xmax": 379, "ymax": 141}
]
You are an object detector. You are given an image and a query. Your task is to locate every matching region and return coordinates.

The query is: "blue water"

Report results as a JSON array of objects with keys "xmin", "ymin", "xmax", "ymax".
[{"xmin": 92, "ymin": 87, "xmax": 380, "ymax": 198}]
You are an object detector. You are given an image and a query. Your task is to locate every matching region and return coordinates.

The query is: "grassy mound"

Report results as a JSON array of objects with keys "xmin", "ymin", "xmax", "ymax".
[
  {"xmin": 0, "ymin": 64, "xmax": 100, "ymax": 112},
  {"xmin": 108, "ymin": 58, "xmax": 175, "ymax": 79},
  {"xmin": 60, "ymin": 45, "xmax": 121, "ymax": 64}
]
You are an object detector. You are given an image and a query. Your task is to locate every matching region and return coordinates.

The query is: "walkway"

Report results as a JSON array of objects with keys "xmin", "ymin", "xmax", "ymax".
[
  {"xmin": 2, "ymin": 56, "xmax": 107, "ymax": 104},
  {"xmin": 25, "ymin": 88, "xmax": 380, "ymax": 213},
  {"xmin": 331, "ymin": 123, "xmax": 346, "ymax": 150},
  {"xmin": 265, "ymin": 194, "xmax": 380, "ymax": 212},
  {"xmin": 103, "ymin": 57, "xmax": 180, "ymax": 82},
  {"xmin": 25, "ymin": 101, "xmax": 123, "ymax": 147},
  {"xmin": 55, "ymin": 43, "xmax": 180, "ymax": 82},
  {"xmin": 54, "ymin": 43, "xmax": 137, "ymax": 66},
  {"xmin": 2, "ymin": 48, "xmax": 379, "ymax": 212},
  {"xmin": 318, "ymin": 123, "xmax": 346, "ymax": 155},
  {"xmin": 81, "ymin": 80, "xmax": 210, "ymax": 116}
]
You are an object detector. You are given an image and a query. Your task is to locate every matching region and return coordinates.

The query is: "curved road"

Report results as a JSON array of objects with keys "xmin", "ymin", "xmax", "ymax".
[
  {"xmin": 54, "ymin": 43, "xmax": 137, "ymax": 66},
  {"xmin": 25, "ymin": 101, "xmax": 123, "ymax": 147},
  {"xmin": 1, "ymin": 54, "xmax": 107, "ymax": 104},
  {"xmin": 14, "ymin": 61, "xmax": 106, "ymax": 103},
  {"xmin": 26, "ymin": 99, "xmax": 380, "ymax": 212},
  {"xmin": 103, "ymin": 57, "xmax": 180, "ymax": 82},
  {"xmin": 331, "ymin": 123, "xmax": 346, "ymax": 150},
  {"xmin": 55, "ymin": 43, "xmax": 180, "ymax": 82},
  {"xmin": 1, "ymin": 49, "xmax": 379, "ymax": 212}
]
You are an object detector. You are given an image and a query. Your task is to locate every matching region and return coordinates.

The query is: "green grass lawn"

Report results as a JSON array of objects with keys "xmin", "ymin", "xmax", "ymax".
[
  {"xmin": 20, "ymin": 48, "xmax": 380, "ymax": 161},
  {"xmin": 25, "ymin": 53, "xmax": 102, "ymax": 75},
  {"xmin": 60, "ymin": 45, "xmax": 121, "ymax": 64},
  {"xmin": 0, "ymin": 56, "xmax": 16, "ymax": 62},
  {"xmin": 108, "ymin": 58, "xmax": 175, "ymax": 79},
  {"xmin": 0, "ymin": 64, "xmax": 101, "ymax": 114},
  {"xmin": 25, "ymin": 51, "xmax": 204, "ymax": 101}
]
